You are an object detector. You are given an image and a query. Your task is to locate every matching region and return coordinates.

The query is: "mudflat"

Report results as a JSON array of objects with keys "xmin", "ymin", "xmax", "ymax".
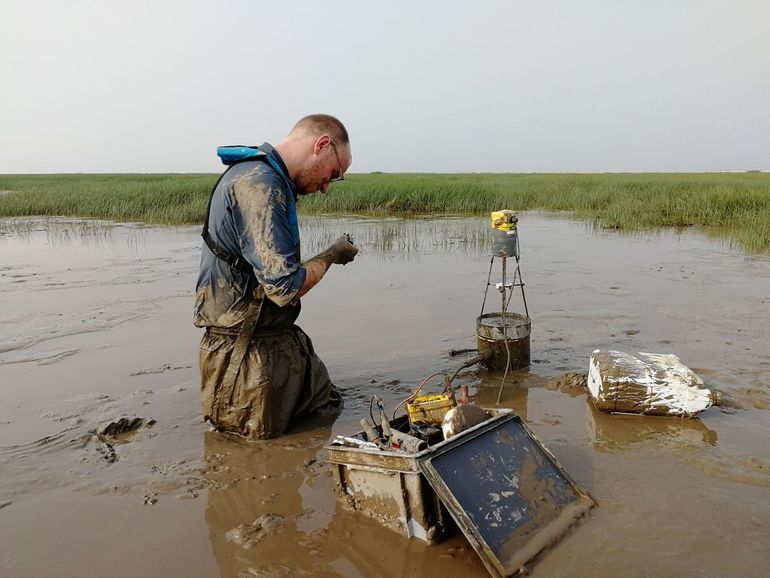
[{"xmin": 1, "ymin": 215, "xmax": 768, "ymax": 577}]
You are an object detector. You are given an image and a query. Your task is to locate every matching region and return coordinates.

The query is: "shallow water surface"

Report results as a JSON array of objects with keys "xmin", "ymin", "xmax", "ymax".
[{"xmin": 1, "ymin": 215, "xmax": 768, "ymax": 577}]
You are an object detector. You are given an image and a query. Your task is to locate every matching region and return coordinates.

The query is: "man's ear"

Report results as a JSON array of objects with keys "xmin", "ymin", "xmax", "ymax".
[{"xmin": 313, "ymin": 134, "xmax": 332, "ymax": 156}]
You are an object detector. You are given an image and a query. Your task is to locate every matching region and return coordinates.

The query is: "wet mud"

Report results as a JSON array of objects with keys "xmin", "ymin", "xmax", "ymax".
[{"xmin": 1, "ymin": 215, "xmax": 769, "ymax": 577}]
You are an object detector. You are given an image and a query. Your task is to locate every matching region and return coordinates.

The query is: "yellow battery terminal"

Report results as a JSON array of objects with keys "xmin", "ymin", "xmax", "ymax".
[{"xmin": 407, "ymin": 393, "xmax": 456, "ymax": 426}]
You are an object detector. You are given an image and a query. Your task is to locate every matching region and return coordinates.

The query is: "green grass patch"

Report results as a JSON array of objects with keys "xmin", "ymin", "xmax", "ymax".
[
  {"xmin": 1, "ymin": 172, "xmax": 768, "ymax": 252},
  {"xmin": 0, "ymin": 173, "xmax": 214, "ymax": 225}
]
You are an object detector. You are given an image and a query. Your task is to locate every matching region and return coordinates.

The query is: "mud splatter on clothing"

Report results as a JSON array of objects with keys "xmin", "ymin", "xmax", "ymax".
[
  {"xmin": 195, "ymin": 143, "xmax": 304, "ymax": 330},
  {"xmin": 195, "ymin": 143, "xmax": 337, "ymax": 439},
  {"xmin": 199, "ymin": 326, "xmax": 337, "ymax": 439}
]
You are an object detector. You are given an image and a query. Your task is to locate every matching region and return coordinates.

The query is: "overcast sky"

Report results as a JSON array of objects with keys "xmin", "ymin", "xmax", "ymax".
[{"xmin": 1, "ymin": 0, "xmax": 768, "ymax": 173}]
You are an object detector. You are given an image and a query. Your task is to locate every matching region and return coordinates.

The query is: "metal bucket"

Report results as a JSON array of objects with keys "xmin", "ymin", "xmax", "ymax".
[
  {"xmin": 476, "ymin": 312, "xmax": 531, "ymax": 371},
  {"xmin": 491, "ymin": 228, "xmax": 518, "ymax": 258}
]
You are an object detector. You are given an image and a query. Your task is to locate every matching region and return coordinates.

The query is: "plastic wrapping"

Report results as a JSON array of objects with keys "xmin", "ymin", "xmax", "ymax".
[{"xmin": 588, "ymin": 350, "xmax": 717, "ymax": 417}]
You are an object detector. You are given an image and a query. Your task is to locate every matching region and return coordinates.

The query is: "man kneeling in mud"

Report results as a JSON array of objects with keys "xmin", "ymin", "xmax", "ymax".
[{"xmin": 194, "ymin": 114, "xmax": 358, "ymax": 439}]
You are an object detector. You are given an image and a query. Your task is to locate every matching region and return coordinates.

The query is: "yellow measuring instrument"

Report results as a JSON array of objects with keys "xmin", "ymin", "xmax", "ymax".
[{"xmin": 407, "ymin": 393, "xmax": 456, "ymax": 426}]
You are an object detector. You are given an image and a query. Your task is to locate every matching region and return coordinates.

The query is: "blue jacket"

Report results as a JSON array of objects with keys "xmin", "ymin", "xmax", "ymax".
[{"xmin": 194, "ymin": 142, "xmax": 305, "ymax": 329}]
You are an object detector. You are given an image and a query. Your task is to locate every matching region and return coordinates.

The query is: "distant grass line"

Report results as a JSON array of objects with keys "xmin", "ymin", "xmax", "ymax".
[
  {"xmin": 0, "ymin": 172, "xmax": 768, "ymax": 252},
  {"xmin": 0, "ymin": 173, "xmax": 214, "ymax": 225}
]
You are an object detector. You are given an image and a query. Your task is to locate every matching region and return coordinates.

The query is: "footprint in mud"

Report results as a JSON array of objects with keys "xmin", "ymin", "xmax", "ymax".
[
  {"xmin": 78, "ymin": 416, "xmax": 156, "ymax": 465},
  {"xmin": 225, "ymin": 514, "xmax": 286, "ymax": 549},
  {"xmin": 96, "ymin": 417, "xmax": 154, "ymax": 444}
]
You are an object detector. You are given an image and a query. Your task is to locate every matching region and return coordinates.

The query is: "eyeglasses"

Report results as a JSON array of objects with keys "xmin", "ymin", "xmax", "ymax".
[{"xmin": 328, "ymin": 141, "xmax": 345, "ymax": 183}]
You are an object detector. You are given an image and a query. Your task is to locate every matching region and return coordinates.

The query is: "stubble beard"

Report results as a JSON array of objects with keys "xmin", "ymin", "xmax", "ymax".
[{"xmin": 295, "ymin": 163, "xmax": 324, "ymax": 196}]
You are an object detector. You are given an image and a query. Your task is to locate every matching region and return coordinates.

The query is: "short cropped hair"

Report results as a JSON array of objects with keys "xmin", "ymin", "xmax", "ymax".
[{"xmin": 291, "ymin": 114, "xmax": 349, "ymax": 146}]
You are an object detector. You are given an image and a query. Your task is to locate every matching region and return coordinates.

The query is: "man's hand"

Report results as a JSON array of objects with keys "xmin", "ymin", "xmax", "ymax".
[
  {"xmin": 297, "ymin": 234, "xmax": 359, "ymax": 298},
  {"xmin": 328, "ymin": 235, "xmax": 359, "ymax": 265}
]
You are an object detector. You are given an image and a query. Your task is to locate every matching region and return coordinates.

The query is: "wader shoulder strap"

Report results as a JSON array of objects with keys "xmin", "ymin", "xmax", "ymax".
[{"xmin": 210, "ymin": 285, "xmax": 266, "ymax": 422}]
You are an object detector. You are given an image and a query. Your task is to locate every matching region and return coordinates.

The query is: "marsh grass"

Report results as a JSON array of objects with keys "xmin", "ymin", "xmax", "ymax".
[
  {"xmin": 0, "ymin": 174, "xmax": 213, "ymax": 225},
  {"xmin": 1, "ymin": 172, "xmax": 768, "ymax": 252}
]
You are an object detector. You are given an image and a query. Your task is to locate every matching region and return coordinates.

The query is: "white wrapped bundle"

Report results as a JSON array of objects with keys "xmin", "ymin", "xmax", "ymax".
[{"xmin": 588, "ymin": 350, "xmax": 718, "ymax": 417}]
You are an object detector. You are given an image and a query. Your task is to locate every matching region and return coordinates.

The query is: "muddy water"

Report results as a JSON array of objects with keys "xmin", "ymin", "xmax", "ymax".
[{"xmin": 1, "ymin": 215, "xmax": 768, "ymax": 578}]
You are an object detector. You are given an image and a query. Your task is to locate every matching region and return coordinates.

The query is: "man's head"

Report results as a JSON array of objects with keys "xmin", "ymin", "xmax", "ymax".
[{"xmin": 275, "ymin": 114, "xmax": 351, "ymax": 196}]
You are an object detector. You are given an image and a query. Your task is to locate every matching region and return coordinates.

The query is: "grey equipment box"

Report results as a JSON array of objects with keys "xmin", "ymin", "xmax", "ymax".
[{"xmin": 327, "ymin": 409, "xmax": 595, "ymax": 576}]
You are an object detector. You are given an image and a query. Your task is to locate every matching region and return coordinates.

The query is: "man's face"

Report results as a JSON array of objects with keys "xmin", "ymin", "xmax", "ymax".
[{"xmin": 294, "ymin": 137, "xmax": 351, "ymax": 196}]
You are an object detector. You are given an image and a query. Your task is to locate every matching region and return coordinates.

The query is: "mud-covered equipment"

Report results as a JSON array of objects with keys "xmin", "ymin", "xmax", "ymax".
[
  {"xmin": 490, "ymin": 209, "xmax": 519, "ymax": 258},
  {"xmin": 491, "ymin": 209, "xmax": 518, "ymax": 232},
  {"xmin": 406, "ymin": 393, "xmax": 456, "ymax": 426},
  {"xmin": 476, "ymin": 312, "xmax": 531, "ymax": 371},
  {"xmin": 478, "ymin": 210, "xmax": 530, "ymax": 386},
  {"xmin": 401, "ymin": 373, "xmax": 457, "ymax": 432},
  {"xmin": 327, "ymin": 409, "xmax": 595, "ymax": 575},
  {"xmin": 588, "ymin": 349, "xmax": 718, "ymax": 417}
]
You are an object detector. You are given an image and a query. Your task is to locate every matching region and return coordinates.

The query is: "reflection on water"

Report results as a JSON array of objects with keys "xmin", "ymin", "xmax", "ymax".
[
  {"xmin": 585, "ymin": 401, "xmax": 718, "ymax": 452},
  {"xmin": 203, "ymin": 429, "xmax": 332, "ymax": 576},
  {"xmin": 475, "ymin": 378, "xmax": 531, "ymax": 421},
  {"xmin": 4, "ymin": 214, "xmax": 746, "ymax": 265},
  {"xmin": 0, "ymin": 217, "xmax": 155, "ymax": 255},
  {"xmin": 299, "ymin": 216, "xmax": 493, "ymax": 259},
  {"xmin": 1, "ymin": 216, "xmax": 498, "ymax": 261},
  {"xmin": 2, "ymin": 213, "xmax": 762, "ymax": 261},
  {"xmin": 202, "ymin": 426, "xmax": 487, "ymax": 578}
]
